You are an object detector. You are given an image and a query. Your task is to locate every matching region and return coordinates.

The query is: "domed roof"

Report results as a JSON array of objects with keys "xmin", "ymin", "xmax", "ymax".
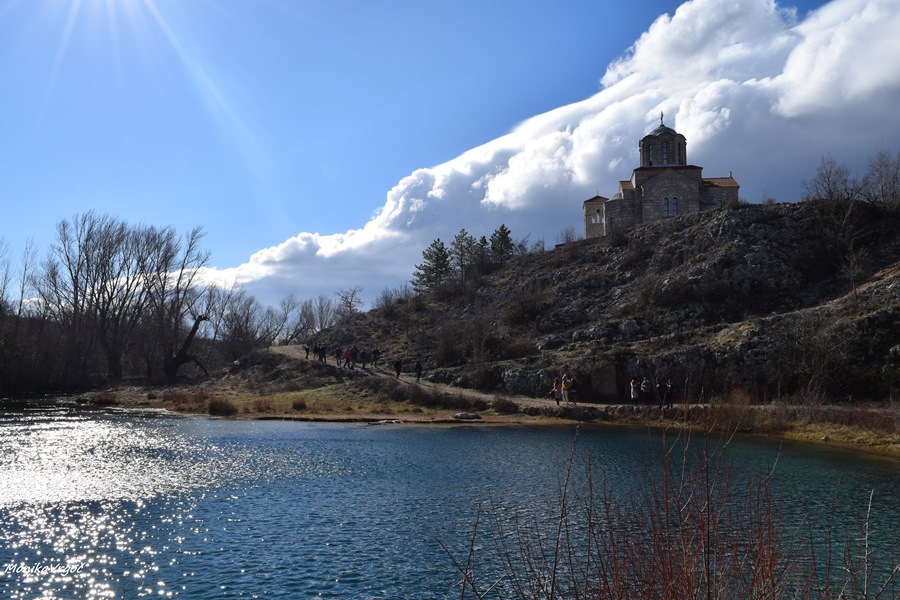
[
  {"xmin": 647, "ymin": 123, "xmax": 677, "ymax": 137},
  {"xmin": 644, "ymin": 112, "xmax": 678, "ymax": 137}
]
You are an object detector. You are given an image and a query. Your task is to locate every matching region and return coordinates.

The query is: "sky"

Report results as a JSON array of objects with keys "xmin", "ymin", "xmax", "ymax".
[{"xmin": 2, "ymin": 0, "xmax": 899, "ymax": 308}]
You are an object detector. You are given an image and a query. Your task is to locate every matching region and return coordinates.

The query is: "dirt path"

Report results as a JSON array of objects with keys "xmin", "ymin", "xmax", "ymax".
[{"xmin": 270, "ymin": 345, "xmax": 559, "ymax": 412}]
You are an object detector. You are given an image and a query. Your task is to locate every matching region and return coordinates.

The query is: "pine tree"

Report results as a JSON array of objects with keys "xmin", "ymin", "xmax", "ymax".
[
  {"xmin": 450, "ymin": 229, "xmax": 478, "ymax": 282},
  {"xmin": 411, "ymin": 238, "xmax": 452, "ymax": 293},
  {"xmin": 489, "ymin": 224, "xmax": 515, "ymax": 265}
]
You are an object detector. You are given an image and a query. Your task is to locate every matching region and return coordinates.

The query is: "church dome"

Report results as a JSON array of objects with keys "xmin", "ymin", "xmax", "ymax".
[
  {"xmin": 647, "ymin": 123, "xmax": 677, "ymax": 137},
  {"xmin": 644, "ymin": 112, "xmax": 678, "ymax": 138},
  {"xmin": 639, "ymin": 112, "xmax": 686, "ymax": 167}
]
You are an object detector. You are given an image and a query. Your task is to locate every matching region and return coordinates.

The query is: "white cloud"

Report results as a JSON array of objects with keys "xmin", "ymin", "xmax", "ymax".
[{"xmin": 224, "ymin": 0, "xmax": 900, "ymax": 307}]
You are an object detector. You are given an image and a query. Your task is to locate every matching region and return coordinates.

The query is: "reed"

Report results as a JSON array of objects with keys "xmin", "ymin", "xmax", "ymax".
[
  {"xmin": 445, "ymin": 429, "xmax": 900, "ymax": 599},
  {"xmin": 207, "ymin": 397, "xmax": 238, "ymax": 416}
]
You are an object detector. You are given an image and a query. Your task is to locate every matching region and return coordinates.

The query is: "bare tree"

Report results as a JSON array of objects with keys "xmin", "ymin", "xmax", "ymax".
[
  {"xmin": 282, "ymin": 297, "xmax": 316, "ymax": 345},
  {"xmin": 336, "ymin": 286, "xmax": 364, "ymax": 319},
  {"xmin": 138, "ymin": 225, "xmax": 212, "ymax": 383},
  {"xmin": 85, "ymin": 216, "xmax": 149, "ymax": 380},
  {"xmin": 219, "ymin": 290, "xmax": 270, "ymax": 358},
  {"xmin": 556, "ymin": 225, "xmax": 581, "ymax": 245},
  {"xmin": 0, "ymin": 238, "xmax": 11, "ymax": 316},
  {"xmin": 34, "ymin": 214, "xmax": 104, "ymax": 380},
  {"xmin": 257, "ymin": 295, "xmax": 300, "ymax": 348},
  {"xmin": 313, "ymin": 294, "xmax": 336, "ymax": 332},
  {"xmin": 802, "ymin": 154, "xmax": 862, "ymax": 204},
  {"xmin": 861, "ymin": 148, "xmax": 900, "ymax": 210},
  {"xmin": 373, "ymin": 285, "xmax": 398, "ymax": 312},
  {"xmin": 841, "ymin": 242, "xmax": 869, "ymax": 304},
  {"xmin": 16, "ymin": 239, "xmax": 38, "ymax": 319}
]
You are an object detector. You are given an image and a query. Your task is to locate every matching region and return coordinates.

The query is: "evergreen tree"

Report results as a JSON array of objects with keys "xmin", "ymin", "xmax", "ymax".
[
  {"xmin": 475, "ymin": 236, "xmax": 490, "ymax": 273},
  {"xmin": 489, "ymin": 224, "xmax": 515, "ymax": 265},
  {"xmin": 411, "ymin": 238, "xmax": 452, "ymax": 293},
  {"xmin": 450, "ymin": 229, "xmax": 478, "ymax": 282}
]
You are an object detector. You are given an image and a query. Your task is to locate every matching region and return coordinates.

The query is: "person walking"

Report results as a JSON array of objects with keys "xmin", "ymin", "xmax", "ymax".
[
  {"xmin": 415, "ymin": 360, "xmax": 423, "ymax": 383},
  {"xmin": 561, "ymin": 374, "xmax": 571, "ymax": 405},
  {"xmin": 664, "ymin": 379, "xmax": 674, "ymax": 409},
  {"xmin": 552, "ymin": 378, "xmax": 562, "ymax": 406},
  {"xmin": 640, "ymin": 377, "xmax": 651, "ymax": 405},
  {"xmin": 630, "ymin": 378, "xmax": 640, "ymax": 404},
  {"xmin": 394, "ymin": 359, "xmax": 403, "ymax": 379},
  {"xmin": 569, "ymin": 377, "xmax": 578, "ymax": 405}
]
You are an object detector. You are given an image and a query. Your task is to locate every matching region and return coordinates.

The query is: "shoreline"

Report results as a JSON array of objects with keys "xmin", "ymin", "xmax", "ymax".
[{"xmin": 66, "ymin": 387, "xmax": 900, "ymax": 460}]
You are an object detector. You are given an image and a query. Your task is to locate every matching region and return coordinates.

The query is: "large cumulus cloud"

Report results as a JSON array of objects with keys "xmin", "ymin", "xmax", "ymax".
[{"xmin": 225, "ymin": 0, "xmax": 900, "ymax": 307}]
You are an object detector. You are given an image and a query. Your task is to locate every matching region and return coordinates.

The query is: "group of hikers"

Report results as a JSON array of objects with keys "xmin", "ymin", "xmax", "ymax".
[
  {"xmin": 550, "ymin": 373, "xmax": 677, "ymax": 408},
  {"xmin": 303, "ymin": 341, "xmax": 423, "ymax": 383},
  {"xmin": 631, "ymin": 376, "xmax": 675, "ymax": 409},
  {"xmin": 305, "ymin": 342, "xmax": 381, "ymax": 370},
  {"xmin": 550, "ymin": 374, "xmax": 579, "ymax": 406}
]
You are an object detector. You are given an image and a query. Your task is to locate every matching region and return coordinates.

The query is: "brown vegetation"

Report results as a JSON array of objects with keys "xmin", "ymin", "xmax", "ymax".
[{"xmin": 445, "ymin": 432, "xmax": 900, "ymax": 599}]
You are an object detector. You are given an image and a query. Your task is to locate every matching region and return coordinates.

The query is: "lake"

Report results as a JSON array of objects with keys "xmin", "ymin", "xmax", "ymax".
[{"xmin": 1, "ymin": 401, "xmax": 899, "ymax": 598}]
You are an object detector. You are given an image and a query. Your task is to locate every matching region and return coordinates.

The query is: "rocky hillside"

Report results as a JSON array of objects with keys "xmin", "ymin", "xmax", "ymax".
[{"xmin": 315, "ymin": 201, "xmax": 900, "ymax": 404}]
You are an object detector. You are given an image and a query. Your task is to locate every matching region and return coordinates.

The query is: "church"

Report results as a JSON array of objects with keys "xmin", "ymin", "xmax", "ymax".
[{"xmin": 583, "ymin": 115, "xmax": 739, "ymax": 238}]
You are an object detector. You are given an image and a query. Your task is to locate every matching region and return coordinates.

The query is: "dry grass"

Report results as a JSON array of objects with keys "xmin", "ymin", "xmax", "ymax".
[
  {"xmin": 207, "ymin": 397, "xmax": 237, "ymax": 416},
  {"xmin": 445, "ymin": 430, "xmax": 900, "ymax": 599}
]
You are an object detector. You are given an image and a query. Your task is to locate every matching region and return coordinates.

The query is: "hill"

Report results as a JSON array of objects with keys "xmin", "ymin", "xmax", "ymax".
[{"xmin": 316, "ymin": 200, "xmax": 900, "ymax": 405}]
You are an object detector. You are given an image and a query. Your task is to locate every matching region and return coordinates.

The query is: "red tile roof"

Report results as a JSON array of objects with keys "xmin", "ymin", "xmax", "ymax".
[{"xmin": 702, "ymin": 177, "xmax": 739, "ymax": 187}]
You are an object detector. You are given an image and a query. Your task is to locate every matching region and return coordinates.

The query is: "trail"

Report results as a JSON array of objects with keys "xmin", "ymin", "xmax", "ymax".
[{"xmin": 269, "ymin": 345, "xmax": 557, "ymax": 411}]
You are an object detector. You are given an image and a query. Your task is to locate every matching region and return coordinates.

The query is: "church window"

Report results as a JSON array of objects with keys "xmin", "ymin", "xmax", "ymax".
[
  {"xmin": 648, "ymin": 143, "xmax": 654, "ymax": 166},
  {"xmin": 677, "ymin": 143, "xmax": 682, "ymax": 164},
  {"xmin": 663, "ymin": 142, "xmax": 669, "ymax": 164},
  {"xmin": 672, "ymin": 197, "xmax": 679, "ymax": 215},
  {"xmin": 716, "ymin": 199, "xmax": 723, "ymax": 209},
  {"xmin": 663, "ymin": 198, "xmax": 669, "ymax": 217}
]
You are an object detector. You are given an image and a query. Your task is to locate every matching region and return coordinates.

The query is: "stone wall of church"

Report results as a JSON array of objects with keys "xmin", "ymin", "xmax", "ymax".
[
  {"xmin": 584, "ymin": 204, "xmax": 604, "ymax": 239},
  {"xmin": 700, "ymin": 186, "xmax": 740, "ymax": 210}
]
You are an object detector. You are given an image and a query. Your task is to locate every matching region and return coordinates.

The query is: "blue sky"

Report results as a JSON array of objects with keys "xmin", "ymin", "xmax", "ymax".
[{"xmin": 2, "ymin": 0, "xmax": 897, "ymax": 308}]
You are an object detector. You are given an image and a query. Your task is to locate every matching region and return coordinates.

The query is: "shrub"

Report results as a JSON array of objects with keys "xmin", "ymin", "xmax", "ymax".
[
  {"xmin": 491, "ymin": 396, "xmax": 519, "ymax": 414},
  {"xmin": 253, "ymin": 398, "xmax": 273, "ymax": 412},
  {"xmin": 90, "ymin": 390, "xmax": 119, "ymax": 406},
  {"xmin": 292, "ymin": 398, "xmax": 307, "ymax": 411},
  {"xmin": 503, "ymin": 289, "xmax": 549, "ymax": 327},
  {"xmin": 208, "ymin": 397, "xmax": 238, "ymax": 416},
  {"xmin": 709, "ymin": 387, "xmax": 757, "ymax": 432}
]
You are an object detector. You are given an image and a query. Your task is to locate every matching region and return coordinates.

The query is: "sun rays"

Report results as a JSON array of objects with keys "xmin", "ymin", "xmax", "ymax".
[{"xmin": 17, "ymin": 0, "xmax": 261, "ymax": 171}]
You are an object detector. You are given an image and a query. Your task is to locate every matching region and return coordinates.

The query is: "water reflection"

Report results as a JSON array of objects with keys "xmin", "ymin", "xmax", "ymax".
[{"xmin": 1, "ymin": 403, "xmax": 899, "ymax": 598}]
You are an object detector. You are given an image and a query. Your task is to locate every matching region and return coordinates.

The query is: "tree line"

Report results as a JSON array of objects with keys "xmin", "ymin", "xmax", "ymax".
[
  {"xmin": 0, "ymin": 212, "xmax": 352, "ymax": 395},
  {"xmin": 411, "ymin": 224, "xmax": 539, "ymax": 294},
  {"xmin": 802, "ymin": 148, "xmax": 900, "ymax": 207}
]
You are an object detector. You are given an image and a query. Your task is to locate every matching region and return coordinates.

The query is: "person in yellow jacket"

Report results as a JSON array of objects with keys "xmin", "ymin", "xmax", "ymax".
[{"xmin": 561, "ymin": 375, "xmax": 572, "ymax": 405}]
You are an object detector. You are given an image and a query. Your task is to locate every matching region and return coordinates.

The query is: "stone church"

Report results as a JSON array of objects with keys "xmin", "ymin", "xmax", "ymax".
[{"xmin": 583, "ymin": 115, "xmax": 739, "ymax": 238}]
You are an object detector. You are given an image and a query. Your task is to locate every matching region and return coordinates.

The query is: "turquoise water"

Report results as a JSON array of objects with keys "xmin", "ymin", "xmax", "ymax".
[{"xmin": 1, "ymin": 402, "xmax": 898, "ymax": 598}]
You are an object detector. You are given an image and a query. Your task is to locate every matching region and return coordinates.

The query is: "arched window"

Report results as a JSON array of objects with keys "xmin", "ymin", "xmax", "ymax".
[
  {"xmin": 663, "ymin": 142, "xmax": 669, "ymax": 164},
  {"xmin": 648, "ymin": 143, "xmax": 654, "ymax": 166},
  {"xmin": 672, "ymin": 197, "xmax": 679, "ymax": 216},
  {"xmin": 716, "ymin": 199, "xmax": 723, "ymax": 209},
  {"xmin": 677, "ymin": 143, "xmax": 683, "ymax": 164},
  {"xmin": 664, "ymin": 198, "xmax": 669, "ymax": 217}
]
